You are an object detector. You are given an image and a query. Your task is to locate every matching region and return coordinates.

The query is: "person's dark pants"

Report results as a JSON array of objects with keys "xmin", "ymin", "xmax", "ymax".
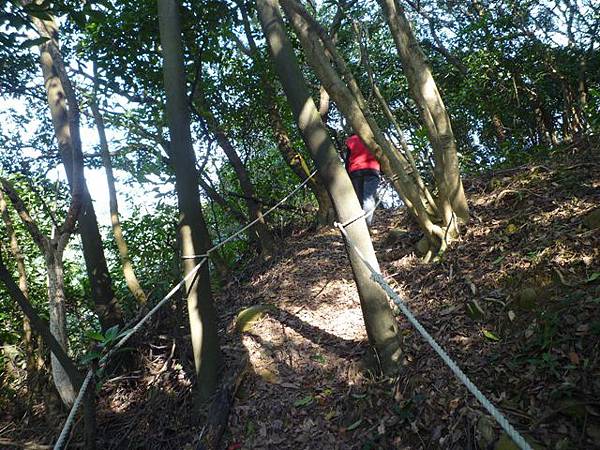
[{"xmin": 350, "ymin": 171, "xmax": 380, "ymax": 226}]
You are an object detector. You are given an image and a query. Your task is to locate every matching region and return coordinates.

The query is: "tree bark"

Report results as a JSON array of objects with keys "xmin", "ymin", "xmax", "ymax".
[
  {"xmin": 90, "ymin": 95, "xmax": 147, "ymax": 305},
  {"xmin": 30, "ymin": 11, "xmax": 122, "ymax": 331},
  {"xmin": 257, "ymin": 0, "xmax": 403, "ymax": 374},
  {"xmin": 238, "ymin": 4, "xmax": 335, "ymax": 226},
  {"xmin": 158, "ymin": 0, "xmax": 220, "ymax": 401},
  {"xmin": 45, "ymin": 245, "xmax": 77, "ymax": 406},
  {"xmin": 377, "ymin": 0, "xmax": 469, "ymax": 224}
]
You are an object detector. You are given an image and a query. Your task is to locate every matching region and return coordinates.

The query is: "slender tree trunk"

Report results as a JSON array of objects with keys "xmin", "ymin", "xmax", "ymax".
[
  {"xmin": 30, "ymin": 12, "xmax": 122, "ymax": 331},
  {"xmin": 158, "ymin": 0, "xmax": 220, "ymax": 401},
  {"xmin": 2, "ymin": 9, "xmax": 88, "ymax": 404},
  {"xmin": 279, "ymin": 0, "xmax": 447, "ymax": 257},
  {"xmin": 354, "ymin": 21, "xmax": 438, "ymax": 216},
  {"xmin": 0, "ymin": 192, "xmax": 37, "ymax": 388},
  {"xmin": 90, "ymin": 97, "xmax": 147, "ymax": 305},
  {"xmin": 45, "ymin": 245, "xmax": 77, "ymax": 406},
  {"xmin": 197, "ymin": 109, "xmax": 275, "ymax": 257},
  {"xmin": 238, "ymin": 5, "xmax": 334, "ymax": 226},
  {"xmin": 257, "ymin": 0, "xmax": 403, "ymax": 374},
  {"xmin": 377, "ymin": 0, "xmax": 469, "ymax": 224}
]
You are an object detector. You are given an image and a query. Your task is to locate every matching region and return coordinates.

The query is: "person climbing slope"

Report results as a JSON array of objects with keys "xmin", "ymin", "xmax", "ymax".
[{"xmin": 344, "ymin": 134, "xmax": 381, "ymax": 226}]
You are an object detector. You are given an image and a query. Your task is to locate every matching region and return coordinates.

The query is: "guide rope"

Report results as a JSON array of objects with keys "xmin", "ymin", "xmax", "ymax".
[
  {"xmin": 53, "ymin": 171, "xmax": 317, "ymax": 449},
  {"xmin": 334, "ymin": 221, "xmax": 533, "ymax": 450},
  {"xmin": 182, "ymin": 170, "xmax": 317, "ymax": 259}
]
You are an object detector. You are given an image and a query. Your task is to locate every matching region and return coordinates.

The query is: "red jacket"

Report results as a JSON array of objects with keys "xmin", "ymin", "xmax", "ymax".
[{"xmin": 345, "ymin": 135, "xmax": 380, "ymax": 173}]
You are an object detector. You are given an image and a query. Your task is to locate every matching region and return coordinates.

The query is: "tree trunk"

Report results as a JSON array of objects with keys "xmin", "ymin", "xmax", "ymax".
[
  {"xmin": 377, "ymin": 0, "xmax": 469, "ymax": 225},
  {"xmin": 1, "ymin": 17, "xmax": 87, "ymax": 404},
  {"xmin": 237, "ymin": 5, "xmax": 335, "ymax": 226},
  {"xmin": 197, "ymin": 109, "xmax": 276, "ymax": 257},
  {"xmin": 158, "ymin": 0, "xmax": 220, "ymax": 401},
  {"xmin": 30, "ymin": 12, "xmax": 122, "ymax": 331},
  {"xmin": 279, "ymin": 0, "xmax": 447, "ymax": 257},
  {"xmin": 90, "ymin": 96, "xmax": 147, "ymax": 305},
  {"xmin": 267, "ymin": 102, "xmax": 335, "ymax": 226},
  {"xmin": 257, "ymin": 0, "xmax": 403, "ymax": 374},
  {"xmin": 46, "ymin": 245, "xmax": 77, "ymax": 406},
  {"xmin": 354, "ymin": 21, "xmax": 438, "ymax": 217}
]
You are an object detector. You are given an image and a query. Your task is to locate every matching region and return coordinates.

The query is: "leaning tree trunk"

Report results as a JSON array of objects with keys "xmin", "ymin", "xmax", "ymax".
[
  {"xmin": 378, "ymin": 0, "xmax": 469, "ymax": 225},
  {"xmin": 197, "ymin": 108, "xmax": 276, "ymax": 257},
  {"xmin": 257, "ymin": 0, "xmax": 403, "ymax": 374},
  {"xmin": 158, "ymin": 0, "xmax": 220, "ymax": 401},
  {"xmin": 90, "ymin": 94, "xmax": 147, "ymax": 305},
  {"xmin": 280, "ymin": 0, "xmax": 448, "ymax": 258},
  {"xmin": 30, "ymin": 11, "xmax": 122, "ymax": 331},
  {"xmin": 237, "ymin": 5, "xmax": 335, "ymax": 226},
  {"xmin": 354, "ymin": 21, "xmax": 439, "ymax": 216}
]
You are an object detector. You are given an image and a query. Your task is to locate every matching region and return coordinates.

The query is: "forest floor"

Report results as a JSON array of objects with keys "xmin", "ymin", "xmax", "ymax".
[{"xmin": 2, "ymin": 139, "xmax": 599, "ymax": 449}]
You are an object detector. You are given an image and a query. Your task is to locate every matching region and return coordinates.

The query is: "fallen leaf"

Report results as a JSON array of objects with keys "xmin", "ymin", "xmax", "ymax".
[
  {"xmin": 482, "ymin": 329, "xmax": 501, "ymax": 341},
  {"xmin": 294, "ymin": 395, "xmax": 314, "ymax": 407},
  {"xmin": 568, "ymin": 351, "xmax": 580, "ymax": 365},
  {"xmin": 587, "ymin": 272, "xmax": 600, "ymax": 283},
  {"xmin": 346, "ymin": 418, "xmax": 362, "ymax": 431},
  {"xmin": 505, "ymin": 223, "xmax": 519, "ymax": 234},
  {"xmin": 324, "ymin": 409, "xmax": 337, "ymax": 421}
]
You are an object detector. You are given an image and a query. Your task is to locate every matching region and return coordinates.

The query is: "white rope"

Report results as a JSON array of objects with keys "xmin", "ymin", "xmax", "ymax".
[
  {"xmin": 53, "ymin": 170, "xmax": 318, "ymax": 448},
  {"xmin": 53, "ymin": 256, "xmax": 208, "ymax": 449},
  {"xmin": 334, "ymin": 222, "xmax": 533, "ymax": 450},
  {"xmin": 53, "ymin": 369, "xmax": 94, "ymax": 450},
  {"xmin": 182, "ymin": 170, "xmax": 317, "ymax": 259},
  {"xmin": 100, "ymin": 257, "xmax": 208, "ymax": 365}
]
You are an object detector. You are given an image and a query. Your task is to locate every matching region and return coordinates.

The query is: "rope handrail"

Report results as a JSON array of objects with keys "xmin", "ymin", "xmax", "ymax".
[
  {"xmin": 53, "ymin": 171, "xmax": 317, "ymax": 449},
  {"xmin": 182, "ymin": 170, "xmax": 317, "ymax": 259},
  {"xmin": 334, "ymin": 221, "xmax": 533, "ymax": 450}
]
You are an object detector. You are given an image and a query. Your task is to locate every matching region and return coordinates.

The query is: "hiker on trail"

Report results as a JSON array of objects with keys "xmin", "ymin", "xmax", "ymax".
[{"xmin": 344, "ymin": 134, "xmax": 381, "ymax": 226}]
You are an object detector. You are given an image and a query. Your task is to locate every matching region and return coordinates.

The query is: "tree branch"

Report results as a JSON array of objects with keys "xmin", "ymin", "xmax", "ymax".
[{"xmin": 0, "ymin": 178, "xmax": 48, "ymax": 252}]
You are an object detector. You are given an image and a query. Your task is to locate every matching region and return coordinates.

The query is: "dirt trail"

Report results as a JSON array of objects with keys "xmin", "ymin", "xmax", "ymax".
[{"xmin": 219, "ymin": 149, "xmax": 600, "ymax": 449}]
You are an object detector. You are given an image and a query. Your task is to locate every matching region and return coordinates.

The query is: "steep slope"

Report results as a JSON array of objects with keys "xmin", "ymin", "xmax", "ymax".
[
  {"xmin": 3, "ymin": 142, "xmax": 597, "ymax": 450},
  {"xmin": 218, "ymin": 143, "xmax": 599, "ymax": 449}
]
